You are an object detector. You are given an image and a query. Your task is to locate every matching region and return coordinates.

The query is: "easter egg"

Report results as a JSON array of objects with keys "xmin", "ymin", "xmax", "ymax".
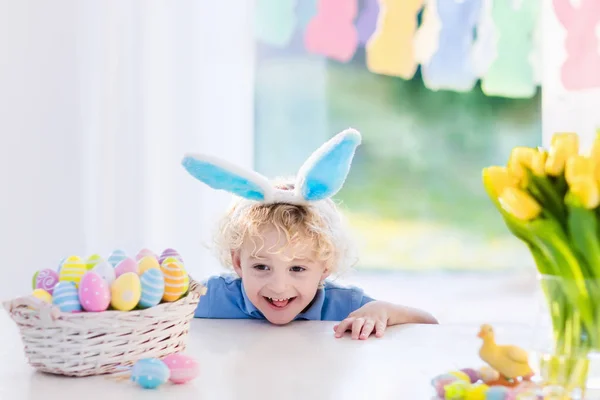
[
  {"xmin": 107, "ymin": 249, "xmax": 127, "ymax": 267},
  {"xmin": 445, "ymin": 380, "xmax": 469, "ymax": 399},
  {"xmin": 59, "ymin": 255, "xmax": 86, "ymax": 288},
  {"xmin": 161, "ymin": 262, "xmax": 187, "ymax": 302},
  {"xmin": 52, "ymin": 281, "xmax": 82, "ymax": 312},
  {"xmin": 56, "ymin": 256, "xmax": 67, "ymax": 273},
  {"xmin": 92, "ymin": 260, "xmax": 116, "ymax": 286},
  {"xmin": 34, "ymin": 268, "xmax": 59, "ymax": 294},
  {"xmin": 479, "ymin": 365, "xmax": 500, "ymax": 383},
  {"xmin": 85, "ymin": 254, "xmax": 103, "ymax": 270},
  {"xmin": 461, "ymin": 368, "xmax": 481, "ymax": 384},
  {"xmin": 159, "ymin": 248, "xmax": 183, "ymax": 264},
  {"xmin": 32, "ymin": 271, "xmax": 39, "ymax": 289},
  {"xmin": 79, "ymin": 272, "xmax": 110, "ymax": 312},
  {"xmin": 138, "ymin": 256, "xmax": 161, "ymax": 275},
  {"xmin": 136, "ymin": 248, "xmax": 157, "ymax": 262},
  {"xmin": 32, "ymin": 288, "xmax": 52, "ymax": 303},
  {"xmin": 485, "ymin": 386, "xmax": 509, "ymax": 400},
  {"xmin": 110, "ymin": 272, "xmax": 141, "ymax": 311},
  {"xmin": 465, "ymin": 383, "xmax": 489, "ymax": 400},
  {"xmin": 434, "ymin": 376, "xmax": 457, "ymax": 398},
  {"xmin": 114, "ymin": 257, "xmax": 139, "ymax": 278},
  {"xmin": 130, "ymin": 358, "xmax": 170, "ymax": 389},
  {"xmin": 162, "ymin": 353, "xmax": 199, "ymax": 384},
  {"xmin": 450, "ymin": 370, "xmax": 471, "ymax": 383},
  {"xmin": 139, "ymin": 269, "xmax": 165, "ymax": 309}
]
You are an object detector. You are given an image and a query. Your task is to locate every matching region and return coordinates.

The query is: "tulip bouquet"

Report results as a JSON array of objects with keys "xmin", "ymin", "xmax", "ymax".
[{"xmin": 482, "ymin": 132, "xmax": 600, "ymax": 390}]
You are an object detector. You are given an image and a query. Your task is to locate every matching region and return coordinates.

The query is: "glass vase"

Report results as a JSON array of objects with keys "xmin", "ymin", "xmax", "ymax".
[{"xmin": 530, "ymin": 274, "xmax": 600, "ymax": 398}]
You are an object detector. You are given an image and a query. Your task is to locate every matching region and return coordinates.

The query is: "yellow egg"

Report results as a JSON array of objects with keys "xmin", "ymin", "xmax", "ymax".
[
  {"xmin": 160, "ymin": 262, "xmax": 186, "ymax": 302},
  {"xmin": 182, "ymin": 273, "xmax": 190, "ymax": 294},
  {"xmin": 449, "ymin": 370, "xmax": 471, "ymax": 383},
  {"xmin": 59, "ymin": 255, "xmax": 86, "ymax": 288},
  {"xmin": 110, "ymin": 272, "xmax": 141, "ymax": 311},
  {"xmin": 32, "ymin": 288, "xmax": 52, "ymax": 303},
  {"xmin": 161, "ymin": 256, "xmax": 185, "ymax": 270},
  {"xmin": 138, "ymin": 256, "xmax": 161, "ymax": 275},
  {"xmin": 465, "ymin": 383, "xmax": 489, "ymax": 400}
]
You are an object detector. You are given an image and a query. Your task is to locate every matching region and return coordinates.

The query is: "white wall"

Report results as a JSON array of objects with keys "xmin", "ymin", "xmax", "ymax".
[{"xmin": 0, "ymin": 1, "xmax": 255, "ymax": 299}]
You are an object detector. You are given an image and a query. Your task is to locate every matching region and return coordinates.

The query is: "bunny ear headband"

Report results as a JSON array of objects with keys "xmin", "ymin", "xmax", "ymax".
[{"xmin": 181, "ymin": 128, "xmax": 361, "ymax": 205}]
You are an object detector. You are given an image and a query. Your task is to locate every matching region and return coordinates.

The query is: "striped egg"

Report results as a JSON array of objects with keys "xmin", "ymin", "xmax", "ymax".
[
  {"xmin": 139, "ymin": 268, "xmax": 165, "ymax": 309},
  {"xmin": 162, "ymin": 353, "xmax": 199, "ymax": 384},
  {"xmin": 85, "ymin": 254, "xmax": 103, "ymax": 270},
  {"xmin": 107, "ymin": 249, "xmax": 127, "ymax": 267},
  {"xmin": 130, "ymin": 358, "xmax": 170, "ymax": 389},
  {"xmin": 56, "ymin": 256, "xmax": 67, "ymax": 273},
  {"xmin": 160, "ymin": 262, "xmax": 187, "ymax": 302},
  {"xmin": 52, "ymin": 281, "xmax": 82, "ymax": 312},
  {"xmin": 159, "ymin": 248, "xmax": 183, "ymax": 264},
  {"xmin": 59, "ymin": 256, "xmax": 86, "ymax": 288},
  {"xmin": 138, "ymin": 256, "xmax": 160, "ymax": 275}
]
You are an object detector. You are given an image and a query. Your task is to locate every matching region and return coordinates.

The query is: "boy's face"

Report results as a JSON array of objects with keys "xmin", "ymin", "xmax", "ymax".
[{"xmin": 232, "ymin": 225, "xmax": 330, "ymax": 325}]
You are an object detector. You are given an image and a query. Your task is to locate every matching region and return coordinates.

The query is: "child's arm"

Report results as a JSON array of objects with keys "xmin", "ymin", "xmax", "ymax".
[{"xmin": 333, "ymin": 300, "xmax": 438, "ymax": 340}]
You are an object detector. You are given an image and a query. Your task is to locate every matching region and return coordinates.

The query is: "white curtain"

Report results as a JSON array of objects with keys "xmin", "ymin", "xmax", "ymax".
[{"xmin": 0, "ymin": 1, "xmax": 255, "ymax": 298}]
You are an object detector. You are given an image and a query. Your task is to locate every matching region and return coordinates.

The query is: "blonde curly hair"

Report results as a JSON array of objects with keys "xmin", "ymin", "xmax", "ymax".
[{"xmin": 213, "ymin": 179, "xmax": 357, "ymax": 274}]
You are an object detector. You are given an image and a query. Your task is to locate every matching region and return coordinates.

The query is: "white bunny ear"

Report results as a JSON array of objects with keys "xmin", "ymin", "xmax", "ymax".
[
  {"xmin": 181, "ymin": 154, "xmax": 273, "ymax": 201},
  {"xmin": 295, "ymin": 128, "xmax": 362, "ymax": 201}
]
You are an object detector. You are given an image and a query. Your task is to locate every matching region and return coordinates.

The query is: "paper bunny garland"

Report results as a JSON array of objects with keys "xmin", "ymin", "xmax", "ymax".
[{"xmin": 181, "ymin": 128, "xmax": 361, "ymax": 205}]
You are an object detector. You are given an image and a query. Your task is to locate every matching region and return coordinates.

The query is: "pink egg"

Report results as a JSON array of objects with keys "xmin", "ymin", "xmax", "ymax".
[
  {"xmin": 78, "ymin": 271, "xmax": 110, "ymax": 312},
  {"xmin": 114, "ymin": 257, "xmax": 139, "ymax": 277},
  {"xmin": 35, "ymin": 268, "xmax": 59, "ymax": 294},
  {"xmin": 162, "ymin": 353, "xmax": 199, "ymax": 384},
  {"xmin": 135, "ymin": 248, "xmax": 157, "ymax": 262}
]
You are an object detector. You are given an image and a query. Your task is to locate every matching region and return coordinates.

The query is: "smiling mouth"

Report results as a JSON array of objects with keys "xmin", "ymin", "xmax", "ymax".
[{"xmin": 264, "ymin": 296, "xmax": 296, "ymax": 309}]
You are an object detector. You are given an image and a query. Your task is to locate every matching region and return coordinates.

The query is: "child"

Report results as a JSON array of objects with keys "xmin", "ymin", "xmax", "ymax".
[{"xmin": 181, "ymin": 129, "xmax": 438, "ymax": 340}]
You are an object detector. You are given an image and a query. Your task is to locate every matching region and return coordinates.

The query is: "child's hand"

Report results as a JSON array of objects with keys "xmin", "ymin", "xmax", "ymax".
[
  {"xmin": 333, "ymin": 301, "xmax": 438, "ymax": 340},
  {"xmin": 333, "ymin": 301, "xmax": 389, "ymax": 340}
]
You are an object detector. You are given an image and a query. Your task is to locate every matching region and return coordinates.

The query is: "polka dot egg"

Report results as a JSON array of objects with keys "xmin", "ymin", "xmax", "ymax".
[
  {"xmin": 139, "ymin": 268, "xmax": 165, "ymax": 309},
  {"xmin": 34, "ymin": 268, "xmax": 59, "ymax": 294},
  {"xmin": 59, "ymin": 255, "xmax": 86, "ymax": 288},
  {"xmin": 162, "ymin": 353, "xmax": 199, "ymax": 384},
  {"xmin": 130, "ymin": 358, "xmax": 170, "ymax": 389},
  {"xmin": 110, "ymin": 272, "xmax": 141, "ymax": 311},
  {"xmin": 160, "ymin": 262, "xmax": 187, "ymax": 302},
  {"xmin": 78, "ymin": 271, "xmax": 110, "ymax": 312},
  {"xmin": 52, "ymin": 281, "xmax": 82, "ymax": 313}
]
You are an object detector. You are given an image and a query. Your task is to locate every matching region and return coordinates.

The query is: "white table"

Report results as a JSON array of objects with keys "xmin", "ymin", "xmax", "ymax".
[{"xmin": 0, "ymin": 315, "xmax": 556, "ymax": 400}]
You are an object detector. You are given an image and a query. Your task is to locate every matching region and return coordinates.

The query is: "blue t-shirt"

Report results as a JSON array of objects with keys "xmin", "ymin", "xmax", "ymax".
[{"xmin": 194, "ymin": 274, "xmax": 375, "ymax": 321}]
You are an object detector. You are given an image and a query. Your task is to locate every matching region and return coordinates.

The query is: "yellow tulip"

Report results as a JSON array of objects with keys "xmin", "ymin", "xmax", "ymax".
[
  {"xmin": 530, "ymin": 148, "xmax": 547, "ymax": 177},
  {"xmin": 498, "ymin": 187, "xmax": 542, "ymax": 221},
  {"xmin": 570, "ymin": 178, "xmax": 600, "ymax": 209},
  {"xmin": 589, "ymin": 131, "xmax": 600, "ymax": 180},
  {"xmin": 565, "ymin": 155, "xmax": 595, "ymax": 186},
  {"xmin": 546, "ymin": 132, "xmax": 580, "ymax": 176},
  {"xmin": 482, "ymin": 166, "xmax": 518, "ymax": 199},
  {"xmin": 508, "ymin": 147, "xmax": 538, "ymax": 185}
]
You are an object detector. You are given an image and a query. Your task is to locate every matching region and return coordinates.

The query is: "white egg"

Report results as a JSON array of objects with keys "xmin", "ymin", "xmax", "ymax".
[{"xmin": 92, "ymin": 260, "xmax": 116, "ymax": 286}]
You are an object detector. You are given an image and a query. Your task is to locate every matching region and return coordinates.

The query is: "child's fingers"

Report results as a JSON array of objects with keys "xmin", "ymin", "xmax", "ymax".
[
  {"xmin": 360, "ymin": 319, "xmax": 375, "ymax": 340},
  {"xmin": 351, "ymin": 317, "xmax": 365, "ymax": 340},
  {"xmin": 334, "ymin": 318, "xmax": 354, "ymax": 338},
  {"xmin": 375, "ymin": 321, "xmax": 386, "ymax": 338}
]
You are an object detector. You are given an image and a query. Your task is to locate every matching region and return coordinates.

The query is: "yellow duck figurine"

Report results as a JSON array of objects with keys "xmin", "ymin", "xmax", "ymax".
[{"xmin": 477, "ymin": 324, "xmax": 533, "ymax": 381}]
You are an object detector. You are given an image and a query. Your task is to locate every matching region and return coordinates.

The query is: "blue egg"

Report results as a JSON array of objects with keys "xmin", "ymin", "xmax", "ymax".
[
  {"xmin": 52, "ymin": 281, "xmax": 82, "ymax": 312},
  {"xmin": 485, "ymin": 386, "xmax": 509, "ymax": 400},
  {"xmin": 139, "ymin": 269, "xmax": 165, "ymax": 309},
  {"xmin": 107, "ymin": 249, "xmax": 127, "ymax": 267},
  {"xmin": 130, "ymin": 358, "xmax": 170, "ymax": 389}
]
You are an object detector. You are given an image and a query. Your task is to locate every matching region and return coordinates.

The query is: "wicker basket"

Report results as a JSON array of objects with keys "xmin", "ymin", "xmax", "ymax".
[{"xmin": 2, "ymin": 276, "xmax": 206, "ymax": 377}]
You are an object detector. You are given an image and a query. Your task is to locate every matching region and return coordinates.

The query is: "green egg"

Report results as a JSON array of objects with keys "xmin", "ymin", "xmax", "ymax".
[
  {"xmin": 32, "ymin": 271, "xmax": 39, "ymax": 289},
  {"xmin": 86, "ymin": 254, "xmax": 103, "ymax": 270}
]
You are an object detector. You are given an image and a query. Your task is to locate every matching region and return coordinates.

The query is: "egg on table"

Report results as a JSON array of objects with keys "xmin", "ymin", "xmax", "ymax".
[
  {"xmin": 160, "ymin": 262, "xmax": 187, "ymax": 302},
  {"xmin": 79, "ymin": 271, "xmax": 110, "ymax": 312},
  {"xmin": 92, "ymin": 260, "xmax": 117, "ymax": 286},
  {"xmin": 59, "ymin": 255, "xmax": 86, "ymax": 288},
  {"xmin": 130, "ymin": 358, "xmax": 170, "ymax": 389},
  {"xmin": 139, "ymin": 268, "xmax": 165, "ymax": 309},
  {"xmin": 34, "ymin": 268, "xmax": 59, "ymax": 294},
  {"xmin": 138, "ymin": 256, "xmax": 161, "ymax": 275},
  {"xmin": 52, "ymin": 281, "xmax": 82, "ymax": 313},
  {"xmin": 162, "ymin": 353, "xmax": 199, "ymax": 384},
  {"xmin": 110, "ymin": 272, "xmax": 141, "ymax": 311}
]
